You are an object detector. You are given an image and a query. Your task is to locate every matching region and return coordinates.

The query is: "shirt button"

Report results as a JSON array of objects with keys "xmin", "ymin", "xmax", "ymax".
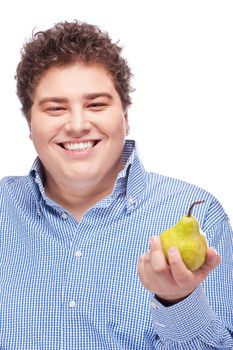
[
  {"xmin": 75, "ymin": 250, "xmax": 82, "ymax": 259},
  {"xmin": 69, "ymin": 300, "xmax": 76, "ymax": 308},
  {"xmin": 128, "ymin": 196, "xmax": 134, "ymax": 205},
  {"xmin": 152, "ymin": 301, "xmax": 158, "ymax": 309},
  {"xmin": 61, "ymin": 212, "xmax": 68, "ymax": 220}
]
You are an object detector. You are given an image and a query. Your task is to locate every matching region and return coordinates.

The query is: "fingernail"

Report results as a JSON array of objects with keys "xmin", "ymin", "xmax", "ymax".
[
  {"xmin": 168, "ymin": 247, "xmax": 178, "ymax": 257},
  {"xmin": 213, "ymin": 248, "xmax": 218, "ymax": 255},
  {"xmin": 150, "ymin": 236, "xmax": 158, "ymax": 245}
]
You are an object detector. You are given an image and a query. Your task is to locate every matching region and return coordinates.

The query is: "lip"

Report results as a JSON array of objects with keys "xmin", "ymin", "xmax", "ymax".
[{"xmin": 56, "ymin": 139, "xmax": 101, "ymax": 159}]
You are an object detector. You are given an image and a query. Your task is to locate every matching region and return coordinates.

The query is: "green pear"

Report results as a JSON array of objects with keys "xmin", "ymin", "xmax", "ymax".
[{"xmin": 160, "ymin": 201, "xmax": 207, "ymax": 271}]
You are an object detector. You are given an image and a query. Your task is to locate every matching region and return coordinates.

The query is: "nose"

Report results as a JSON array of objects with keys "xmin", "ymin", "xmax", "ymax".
[{"xmin": 65, "ymin": 108, "xmax": 91, "ymax": 136}]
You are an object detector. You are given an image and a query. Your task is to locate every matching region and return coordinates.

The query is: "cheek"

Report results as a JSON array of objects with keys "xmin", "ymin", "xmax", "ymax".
[
  {"xmin": 30, "ymin": 117, "xmax": 58, "ymax": 142},
  {"xmin": 105, "ymin": 115, "xmax": 127, "ymax": 136},
  {"xmin": 30, "ymin": 127, "xmax": 45, "ymax": 144},
  {"xmin": 30, "ymin": 124, "xmax": 51, "ymax": 154}
]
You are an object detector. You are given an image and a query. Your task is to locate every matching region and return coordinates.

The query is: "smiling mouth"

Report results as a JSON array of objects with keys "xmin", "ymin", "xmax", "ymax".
[{"xmin": 59, "ymin": 140, "xmax": 100, "ymax": 151}]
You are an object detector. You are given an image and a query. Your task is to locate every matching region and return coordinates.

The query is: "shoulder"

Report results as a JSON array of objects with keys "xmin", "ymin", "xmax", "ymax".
[
  {"xmin": 142, "ymin": 171, "xmax": 228, "ymax": 229},
  {"xmin": 0, "ymin": 175, "xmax": 29, "ymax": 190},
  {"xmin": 0, "ymin": 175, "xmax": 31, "ymax": 204},
  {"xmin": 145, "ymin": 171, "xmax": 212, "ymax": 200}
]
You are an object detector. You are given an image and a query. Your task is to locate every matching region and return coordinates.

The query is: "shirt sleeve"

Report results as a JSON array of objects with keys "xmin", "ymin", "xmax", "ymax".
[
  {"xmin": 150, "ymin": 287, "xmax": 233, "ymax": 349},
  {"xmin": 149, "ymin": 201, "xmax": 233, "ymax": 349}
]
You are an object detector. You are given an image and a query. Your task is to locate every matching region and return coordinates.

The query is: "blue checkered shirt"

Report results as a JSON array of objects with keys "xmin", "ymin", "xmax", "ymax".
[{"xmin": 0, "ymin": 140, "xmax": 232, "ymax": 349}]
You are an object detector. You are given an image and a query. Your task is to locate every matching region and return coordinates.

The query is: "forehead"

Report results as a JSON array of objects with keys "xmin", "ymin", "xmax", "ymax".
[{"xmin": 34, "ymin": 63, "xmax": 116, "ymax": 97}]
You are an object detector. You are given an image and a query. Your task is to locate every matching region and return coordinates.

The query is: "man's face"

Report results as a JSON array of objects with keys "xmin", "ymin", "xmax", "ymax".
[{"xmin": 30, "ymin": 63, "xmax": 129, "ymax": 193}]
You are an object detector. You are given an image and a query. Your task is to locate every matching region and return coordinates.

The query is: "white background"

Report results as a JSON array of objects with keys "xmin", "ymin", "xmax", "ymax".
[{"xmin": 0, "ymin": 0, "xmax": 232, "ymax": 222}]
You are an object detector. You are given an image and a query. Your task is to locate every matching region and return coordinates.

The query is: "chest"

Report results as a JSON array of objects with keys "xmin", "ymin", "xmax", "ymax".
[{"xmin": 0, "ymin": 205, "xmax": 158, "ymax": 349}]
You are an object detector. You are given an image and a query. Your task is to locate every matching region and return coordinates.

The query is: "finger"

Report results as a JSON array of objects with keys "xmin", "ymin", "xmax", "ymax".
[
  {"xmin": 137, "ymin": 255, "xmax": 151, "ymax": 289},
  {"xmin": 168, "ymin": 247, "xmax": 192, "ymax": 284},
  {"xmin": 149, "ymin": 236, "xmax": 168, "ymax": 272},
  {"xmin": 197, "ymin": 247, "xmax": 221, "ymax": 276},
  {"xmin": 136, "ymin": 255, "xmax": 144, "ymax": 277},
  {"xmin": 143, "ymin": 251, "xmax": 151, "ymax": 263},
  {"xmin": 206, "ymin": 247, "xmax": 221, "ymax": 267}
]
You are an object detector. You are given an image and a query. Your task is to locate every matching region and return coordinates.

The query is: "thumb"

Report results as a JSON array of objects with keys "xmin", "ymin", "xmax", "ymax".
[{"xmin": 197, "ymin": 247, "xmax": 221, "ymax": 277}]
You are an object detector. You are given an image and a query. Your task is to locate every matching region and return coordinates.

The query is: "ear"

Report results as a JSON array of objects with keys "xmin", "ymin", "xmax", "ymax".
[
  {"xmin": 27, "ymin": 120, "xmax": 32, "ymax": 139},
  {"xmin": 124, "ymin": 112, "xmax": 130, "ymax": 136}
]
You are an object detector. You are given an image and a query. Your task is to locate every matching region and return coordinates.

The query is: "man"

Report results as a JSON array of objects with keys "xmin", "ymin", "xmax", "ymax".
[{"xmin": 0, "ymin": 20, "xmax": 232, "ymax": 349}]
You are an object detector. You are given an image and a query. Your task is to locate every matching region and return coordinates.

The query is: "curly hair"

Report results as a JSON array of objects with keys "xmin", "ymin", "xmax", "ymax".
[{"xmin": 16, "ymin": 20, "xmax": 134, "ymax": 120}]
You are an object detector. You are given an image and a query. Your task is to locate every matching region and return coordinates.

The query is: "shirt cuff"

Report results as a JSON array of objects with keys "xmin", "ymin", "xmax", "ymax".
[{"xmin": 150, "ymin": 286, "xmax": 214, "ymax": 342}]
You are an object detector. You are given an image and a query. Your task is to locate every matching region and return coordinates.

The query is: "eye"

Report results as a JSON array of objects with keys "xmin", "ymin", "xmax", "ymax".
[
  {"xmin": 44, "ymin": 106, "xmax": 67, "ymax": 117},
  {"xmin": 45, "ymin": 106, "xmax": 67, "ymax": 116},
  {"xmin": 47, "ymin": 107, "xmax": 65, "ymax": 111},
  {"xmin": 88, "ymin": 103, "xmax": 107, "ymax": 110}
]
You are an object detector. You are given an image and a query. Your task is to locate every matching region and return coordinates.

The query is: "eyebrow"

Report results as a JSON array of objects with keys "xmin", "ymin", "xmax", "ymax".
[
  {"xmin": 37, "ymin": 93, "xmax": 113, "ymax": 106},
  {"xmin": 38, "ymin": 97, "xmax": 68, "ymax": 106},
  {"xmin": 84, "ymin": 92, "xmax": 113, "ymax": 100}
]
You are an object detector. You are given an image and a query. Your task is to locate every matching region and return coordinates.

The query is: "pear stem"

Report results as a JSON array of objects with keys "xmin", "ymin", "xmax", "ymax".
[{"xmin": 187, "ymin": 200, "xmax": 205, "ymax": 217}]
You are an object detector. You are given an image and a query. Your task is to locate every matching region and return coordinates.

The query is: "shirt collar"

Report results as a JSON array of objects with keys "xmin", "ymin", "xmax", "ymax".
[
  {"xmin": 120, "ymin": 140, "xmax": 147, "ymax": 210},
  {"xmin": 29, "ymin": 139, "xmax": 147, "ymax": 212}
]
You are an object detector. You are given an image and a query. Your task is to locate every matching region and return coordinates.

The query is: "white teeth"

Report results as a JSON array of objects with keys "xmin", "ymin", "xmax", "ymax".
[{"xmin": 63, "ymin": 141, "xmax": 95, "ymax": 151}]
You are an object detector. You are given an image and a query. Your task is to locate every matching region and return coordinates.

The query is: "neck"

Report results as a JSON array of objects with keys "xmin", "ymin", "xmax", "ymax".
[{"xmin": 44, "ymin": 179, "xmax": 116, "ymax": 221}]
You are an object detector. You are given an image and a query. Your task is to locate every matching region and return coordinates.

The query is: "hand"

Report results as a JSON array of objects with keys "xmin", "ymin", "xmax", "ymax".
[{"xmin": 137, "ymin": 236, "xmax": 221, "ymax": 303}]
